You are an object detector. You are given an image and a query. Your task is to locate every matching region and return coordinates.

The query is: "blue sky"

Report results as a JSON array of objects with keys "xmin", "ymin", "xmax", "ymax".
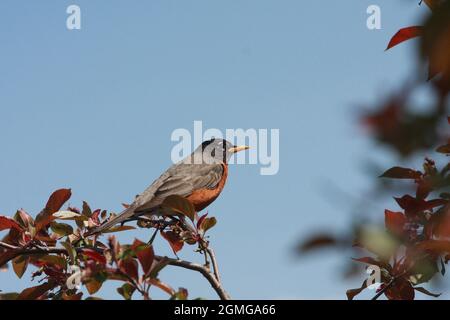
[{"xmin": 0, "ymin": 1, "xmax": 438, "ymax": 299}]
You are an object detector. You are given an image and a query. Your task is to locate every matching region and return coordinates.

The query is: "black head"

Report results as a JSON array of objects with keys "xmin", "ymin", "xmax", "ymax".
[{"xmin": 193, "ymin": 138, "xmax": 249, "ymax": 164}]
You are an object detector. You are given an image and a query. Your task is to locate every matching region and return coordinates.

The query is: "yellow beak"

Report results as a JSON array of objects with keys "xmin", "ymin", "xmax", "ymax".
[{"xmin": 228, "ymin": 145, "xmax": 250, "ymax": 153}]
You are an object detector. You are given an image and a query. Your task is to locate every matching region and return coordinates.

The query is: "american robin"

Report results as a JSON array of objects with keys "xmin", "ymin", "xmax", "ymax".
[{"xmin": 87, "ymin": 138, "xmax": 249, "ymax": 235}]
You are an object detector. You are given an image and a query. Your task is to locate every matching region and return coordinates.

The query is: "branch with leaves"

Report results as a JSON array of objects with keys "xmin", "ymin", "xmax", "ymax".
[
  {"xmin": 0, "ymin": 191, "xmax": 230, "ymax": 300},
  {"xmin": 298, "ymin": 0, "xmax": 450, "ymax": 300}
]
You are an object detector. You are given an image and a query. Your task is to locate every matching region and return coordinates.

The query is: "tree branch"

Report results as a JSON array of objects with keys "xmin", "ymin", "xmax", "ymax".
[
  {"xmin": 206, "ymin": 247, "xmax": 221, "ymax": 283},
  {"xmin": 0, "ymin": 241, "xmax": 231, "ymax": 300}
]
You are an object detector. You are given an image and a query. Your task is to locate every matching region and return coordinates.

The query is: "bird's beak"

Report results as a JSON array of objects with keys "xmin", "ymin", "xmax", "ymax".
[{"xmin": 228, "ymin": 145, "xmax": 250, "ymax": 153}]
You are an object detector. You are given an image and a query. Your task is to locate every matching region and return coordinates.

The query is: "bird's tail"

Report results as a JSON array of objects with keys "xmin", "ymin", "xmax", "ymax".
[{"xmin": 85, "ymin": 206, "xmax": 135, "ymax": 237}]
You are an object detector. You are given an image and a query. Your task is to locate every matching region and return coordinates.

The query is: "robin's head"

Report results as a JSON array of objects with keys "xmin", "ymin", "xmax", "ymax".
[{"xmin": 194, "ymin": 138, "xmax": 249, "ymax": 164}]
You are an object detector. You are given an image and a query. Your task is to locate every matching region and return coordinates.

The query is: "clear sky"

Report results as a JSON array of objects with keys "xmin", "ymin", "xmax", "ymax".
[{"xmin": 0, "ymin": 0, "xmax": 438, "ymax": 299}]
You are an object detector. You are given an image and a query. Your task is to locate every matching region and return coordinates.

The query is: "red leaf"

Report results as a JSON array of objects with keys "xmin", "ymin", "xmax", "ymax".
[
  {"xmin": 132, "ymin": 239, "xmax": 155, "ymax": 276},
  {"xmin": 35, "ymin": 189, "xmax": 72, "ymax": 232},
  {"xmin": 45, "ymin": 189, "xmax": 72, "ymax": 214},
  {"xmin": 197, "ymin": 213, "xmax": 208, "ymax": 230},
  {"xmin": 91, "ymin": 209, "xmax": 101, "ymax": 224},
  {"xmin": 394, "ymin": 195, "xmax": 446, "ymax": 216},
  {"xmin": 386, "ymin": 26, "xmax": 423, "ymax": 50},
  {"xmin": 385, "ymin": 210, "xmax": 407, "ymax": 235},
  {"xmin": 0, "ymin": 217, "xmax": 23, "ymax": 232},
  {"xmin": 161, "ymin": 231, "xmax": 184, "ymax": 254},
  {"xmin": 82, "ymin": 249, "xmax": 106, "ymax": 265},
  {"xmin": 62, "ymin": 292, "xmax": 83, "ymax": 300},
  {"xmin": 118, "ymin": 258, "xmax": 139, "ymax": 281}
]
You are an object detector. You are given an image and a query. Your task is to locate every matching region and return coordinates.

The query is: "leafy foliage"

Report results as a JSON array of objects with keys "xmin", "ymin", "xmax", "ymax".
[{"xmin": 0, "ymin": 192, "xmax": 219, "ymax": 300}]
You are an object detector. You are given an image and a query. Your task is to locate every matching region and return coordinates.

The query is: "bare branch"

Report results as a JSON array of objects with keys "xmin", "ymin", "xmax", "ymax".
[{"xmin": 206, "ymin": 247, "xmax": 221, "ymax": 283}]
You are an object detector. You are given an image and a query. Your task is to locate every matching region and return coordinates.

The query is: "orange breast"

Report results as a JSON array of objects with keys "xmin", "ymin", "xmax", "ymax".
[{"xmin": 186, "ymin": 164, "xmax": 228, "ymax": 212}]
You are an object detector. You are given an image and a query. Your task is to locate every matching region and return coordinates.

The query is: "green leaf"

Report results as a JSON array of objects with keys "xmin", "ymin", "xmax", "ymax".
[
  {"xmin": 200, "ymin": 217, "xmax": 217, "ymax": 234},
  {"xmin": 117, "ymin": 283, "xmax": 135, "ymax": 300},
  {"xmin": 12, "ymin": 256, "xmax": 29, "ymax": 279},
  {"xmin": 162, "ymin": 195, "xmax": 196, "ymax": 221},
  {"xmin": 0, "ymin": 292, "xmax": 19, "ymax": 300},
  {"xmin": 132, "ymin": 239, "xmax": 155, "ymax": 276},
  {"xmin": 50, "ymin": 222, "xmax": 74, "ymax": 237}
]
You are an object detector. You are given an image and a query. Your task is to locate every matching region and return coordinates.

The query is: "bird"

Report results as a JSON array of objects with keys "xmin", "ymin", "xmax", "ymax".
[{"xmin": 86, "ymin": 138, "xmax": 249, "ymax": 236}]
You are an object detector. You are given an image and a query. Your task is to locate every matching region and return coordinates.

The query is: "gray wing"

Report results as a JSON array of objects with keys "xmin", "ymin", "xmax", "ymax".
[{"xmin": 134, "ymin": 163, "xmax": 224, "ymax": 213}]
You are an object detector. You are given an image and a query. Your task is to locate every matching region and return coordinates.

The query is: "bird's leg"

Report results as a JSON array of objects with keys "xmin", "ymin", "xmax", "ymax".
[{"xmin": 147, "ymin": 228, "xmax": 159, "ymax": 245}]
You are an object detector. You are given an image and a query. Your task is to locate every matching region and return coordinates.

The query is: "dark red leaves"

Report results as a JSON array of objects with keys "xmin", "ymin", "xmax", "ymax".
[
  {"xmin": 416, "ymin": 240, "xmax": 450, "ymax": 254},
  {"xmin": 386, "ymin": 26, "xmax": 423, "ymax": 51},
  {"xmin": 380, "ymin": 167, "xmax": 422, "ymax": 180},
  {"xmin": 35, "ymin": 189, "xmax": 72, "ymax": 232},
  {"xmin": 82, "ymin": 249, "xmax": 106, "ymax": 265},
  {"xmin": 118, "ymin": 258, "xmax": 139, "ymax": 282},
  {"xmin": 385, "ymin": 210, "xmax": 407, "ymax": 235},
  {"xmin": 161, "ymin": 231, "xmax": 184, "ymax": 254},
  {"xmin": 394, "ymin": 195, "xmax": 446, "ymax": 216},
  {"xmin": 17, "ymin": 281, "xmax": 57, "ymax": 300},
  {"xmin": 46, "ymin": 189, "xmax": 72, "ymax": 214},
  {"xmin": 0, "ymin": 217, "xmax": 23, "ymax": 232}
]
